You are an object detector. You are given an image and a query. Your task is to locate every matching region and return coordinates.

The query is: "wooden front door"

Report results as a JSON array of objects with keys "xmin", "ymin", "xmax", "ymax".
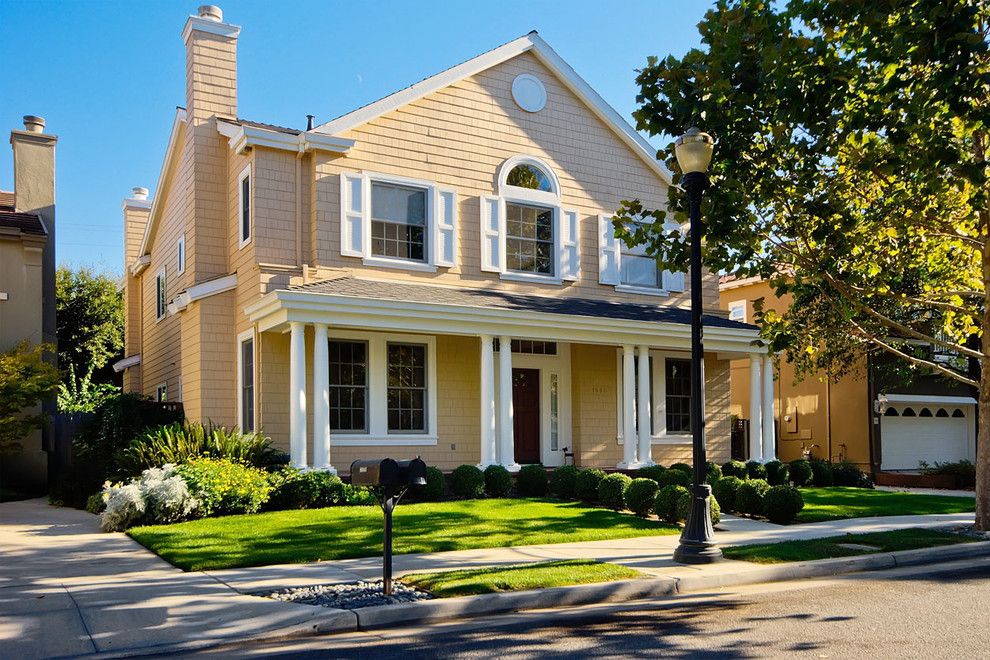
[{"xmin": 513, "ymin": 368, "xmax": 541, "ymax": 464}]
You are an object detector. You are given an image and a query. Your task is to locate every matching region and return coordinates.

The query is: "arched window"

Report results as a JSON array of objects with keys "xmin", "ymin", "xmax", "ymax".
[
  {"xmin": 935, "ymin": 408, "xmax": 949, "ymax": 417},
  {"xmin": 497, "ymin": 155, "xmax": 560, "ymax": 199},
  {"xmin": 506, "ymin": 163, "xmax": 553, "ymax": 192},
  {"xmin": 919, "ymin": 407, "xmax": 933, "ymax": 417},
  {"xmin": 901, "ymin": 407, "xmax": 917, "ymax": 417}
]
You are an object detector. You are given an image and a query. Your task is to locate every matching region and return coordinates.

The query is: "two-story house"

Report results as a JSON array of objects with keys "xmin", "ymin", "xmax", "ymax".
[{"xmin": 116, "ymin": 5, "xmax": 763, "ymax": 474}]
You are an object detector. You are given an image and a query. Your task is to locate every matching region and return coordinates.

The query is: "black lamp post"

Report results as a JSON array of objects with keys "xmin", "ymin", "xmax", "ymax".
[{"xmin": 672, "ymin": 127, "xmax": 723, "ymax": 565}]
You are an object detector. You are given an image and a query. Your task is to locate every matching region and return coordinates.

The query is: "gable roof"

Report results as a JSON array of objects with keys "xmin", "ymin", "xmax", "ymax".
[
  {"xmin": 314, "ymin": 32, "xmax": 672, "ymax": 185},
  {"xmin": 136, "ymin": 107, "xmax": 187, "ymax": 260}
]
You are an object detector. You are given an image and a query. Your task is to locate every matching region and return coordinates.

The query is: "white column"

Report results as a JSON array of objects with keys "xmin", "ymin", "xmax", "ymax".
[
  {"xmin": 619, "ymin": 344, "xmax": 638, "ymax": 468},
  {"xmin": 479, "ymin": 335, "xmax": 496, "ymax": 468},
  {"xmin": 312, "ymin": 323, "xmax": 335, "ymax": 473},
  {"xmin": 289, "ymin": 321, "xmax": 308, "ymax": 468},
  {"xmin": 498, "ymin": 336, "xmax": 520, "ymax": 471},
  {"xmin": 636, "ymin": 346, "xmax": 653, "ymax": 466},
  {"xmin": 761, "ymin": 354, "xmax": 776, "ymax": 462},
  {"xmin": 749, "ymin": 354, "xmax": 763, "ymax": 463}
]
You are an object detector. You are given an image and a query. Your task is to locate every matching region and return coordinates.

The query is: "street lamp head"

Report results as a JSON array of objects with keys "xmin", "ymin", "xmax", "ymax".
[{"xmin": 674, "ymin": 127, "xmax": 714, "ymax": 174}]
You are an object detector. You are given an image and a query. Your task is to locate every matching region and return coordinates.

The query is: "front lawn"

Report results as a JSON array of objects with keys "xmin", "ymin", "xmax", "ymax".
[
  {"xmin": 797, "ymin": 487, "xmax": 974, "ymax": 523},
  {"xmin": 723, "ymin": 528, "xmax": 976, "ymax": 563},
  {"xmin": 129, "ymin": 498, "xmax": 679, "ymax": 571},
  {"xmin": 402, "ymin": 559, "xmax": 642, "ymax": 597}
]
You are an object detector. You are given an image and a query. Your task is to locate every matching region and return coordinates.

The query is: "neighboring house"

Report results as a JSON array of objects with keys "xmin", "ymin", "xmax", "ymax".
[
  {"xmin": 0, "ymin": 115, "xmax": 57, "ymax": 487},
  {"xmin": 116, "ymin": 6, "xmax": 761, "ymax": 474},
  {"xmin": 720, "ymin": 276, "xmax": 978, "ymax": 474}
]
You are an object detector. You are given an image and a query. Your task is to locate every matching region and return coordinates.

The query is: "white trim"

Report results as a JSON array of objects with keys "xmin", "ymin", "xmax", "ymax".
[
  {"xmin": 236, "ymin": 328, "xmax": 256, "ymax": 433},
  {"xmin": 155, "ymin": 382, "xmax": 168, "ymax": 403},
  {"xmin": 497, "ymin": 155, "xmax": 561, "ymax": 201},
  {"xmin": 313, "ymin": 33, "xmax": 672, "ymax": 186},
  {"xmin": 718, "ymin": 275, "xmax": 764, "ymax": 292},
  {"xmin": 216, "ymin": 120, "xmax": 354, "ymax": 156},
  {"xmin": 879, "ymin": 394, "xmax": 977, "ymax": 406},
  {"xmin": 181, "ymin": 15, "xmax": 241, "ymax": 43},
  {"xmin": 615, "ymin": 284, "xmax": 669, "ymax": 297},
  {"xmin": 616, "ymin": 349, "xmax": 694, "ymax": 445},
  {"xmin": 112, "ymin": 354, "xmax": 141, "ymax": 373},
  {"xmin": 499, "ymin": 271, "xmax": 562, "ymax": 285},
  {"xmin": 176, "ymin": 234, "xmax": 186, "ymax": 274},
  {"xmin": 361, "ymin": 256, "xmax": 438, "ymax": 273},
  {"xmin": 511, "ymin": 73, "xmax": 548, "ymax": 113},
  {"xmin": 155, "ymin": 267, "xmax": 167, "ymax": 322},
  {"xmin": 727, "ymin": 300, "xmax": 747, "ymax": 323},
  {"xmin": 238, "ymin": 164, "xmax": 252, "ymax": 249},
  {"xmin": 138, "ymin": 108, "xmax": 186, "ymax": 258},
  {"xmin": 501, "ymin": 344, "xmax": 572, "ymax": 467},
  {"xmin": 499, "ymin": 193, "xmax": 563, "ymax": 283},
  {"xmin": 130, "ymin": 254, "xmax": 151, "ymax": 276},
  {"xmin": 169, "ymin": 273, "xmax": 237, "ymax": 314}
]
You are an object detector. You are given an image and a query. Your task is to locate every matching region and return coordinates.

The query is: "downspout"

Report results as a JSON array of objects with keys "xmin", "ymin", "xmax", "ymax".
[{"xmin": 296, "ymin": 148, "xmax": 304, "ymax": 267}]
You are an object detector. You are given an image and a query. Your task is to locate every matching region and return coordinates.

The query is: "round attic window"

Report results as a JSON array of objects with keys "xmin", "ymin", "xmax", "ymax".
[{"xmin": 511, "ymin": 74, "xmax": 547, "ymax": 113}]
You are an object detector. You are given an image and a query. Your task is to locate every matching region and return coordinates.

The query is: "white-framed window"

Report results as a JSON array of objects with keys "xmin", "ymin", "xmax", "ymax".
[
  {"xmin": 237, "ymin": 329, "xmax": 255, "ymax": 432},
  {"xmin": 616, "ymin": 349, "xmax": 693, "ymax": 443},
  {"xmin": 238, "ymin": 164, "xmax": 252, "ymax": 248},
  {"xmin": 176, "ymin": 234, "xmax": 186, "ymax": 274},
  {"xmin": 322, "ymin": 330, "xmax": 438, "ymax": 446},
  {"xmin": 155, "ymin": 267, "xmax": 167, "ymax": 320},
  {"xmin": 155, "ymin": 382, "xmax": 168, "ymax": 402},
  {"xmin": 619, "ymin": 220, "xmax": 660, "ymax": 290},
  {"xmin": 600, "ymin": 215, "xmax": 685, "ymax": 296},
  {"xmin": 728, "ymin": 300, "xmax": 747, "ymax": 323},
  {"xmin": 480, "ymin": 155, "xmax": 580, "ymax": 283},
  {"xmin": 340, "ymin": 171, "xmax": 457, "ymax": 271}
]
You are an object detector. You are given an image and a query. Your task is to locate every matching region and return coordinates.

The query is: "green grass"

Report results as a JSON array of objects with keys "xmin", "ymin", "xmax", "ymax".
[
  {"xmin": 401, "ymin": 559, "xmax": 643, "ymax": 597},
  {"xmin": 128, "ymin": 498, "xmax": 679, "ymax": 571},
  {"xmin": 797, "ymin": 487, "xmax": 974, "ymax": 523},
  {"xmin": 723, "ymin": 528, "xmax": 976, "ymax": 564}
]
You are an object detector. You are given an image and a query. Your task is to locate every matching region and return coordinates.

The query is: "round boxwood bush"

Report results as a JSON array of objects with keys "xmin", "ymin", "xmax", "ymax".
[
  {"xmin": 764, "ymin": 485, "xmax": 804, "ymax": 524},
  {"xmin": 658, "ymin": 469, "xmax": 690, "ymax": 488},
  {"xmin": 517, "ymin": 464, "xmax": 549, "ymax": 496},
  {"xmin": 625, "ymin": 478, "xmax": 660, "ymax": 517},
  {"xmin": 669, "ymin": 462, "xmax": 693, "ymax": 477},
  {"xmin": 832, "ymin": 461, "xmax": 869, "ymax": 488},
  {"xmin": 746, "ymin": 460, "xmax": 768, "ymax": 480},
  {"xmin": 266, "ymin": 467, "xmax": 345, "ymax": 510},
  {"xmin": 810, "ymin": 460, "xmax": 834, "ymax": 486},
  {"xmin": 449, "ymin": 464, "xmax": 485, "ymax": 498},
  {"xmin": 764, "ymin": 460, "xmax": 789, "ymax": 486},
  {"xmin": 789, "ymin": 459, "xmax": 814, "ymax": 487},
  {"xmin": 412, "ymin": 466, "xmax": 446, "ymax": 501},
  {"xmin": 483, "ymin": 465, "xmax": 512, "ymax": 497},
  {"xmin": 548, "ymin": 465, "xmax": 579, "ymax": 498},
  {"xmin": 706, "ymin": 461, "xmax": 723, "ymax": 483},
  {"xmin": 712, "ymin": 475, "xmax": 744, "ymax": 512},
  {"xmin": 722, "ymin": 460, "xmax": 748, "ymax": 479},
  {"xmin": 654, "ymin": 484, "xmax": 689, "ymax": 523},
  {"xmin": 575, "ymin": 468, "xmax": 606, "ymax": 502},
  {"xmin": 598, "ymin": 473, "xmax": 633, "ymax": 510},
  {"xmin": 675, "ymin": 488, "xmax": 721, "ymax": 526},
  {"xmin": 636, "ymin": 464, "xmax": 667, "ymax": 484},
  {"xmin": 735, "ymin": 479, "xmax": 771, "ymax": 517}
]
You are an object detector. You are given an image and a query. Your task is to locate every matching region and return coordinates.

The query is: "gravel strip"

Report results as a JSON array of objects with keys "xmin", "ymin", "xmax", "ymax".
[
  {"xmin": 941, "ymin": 524, "xmax": 990, "ymax": 540},
  {"xmin": 259, "ymin": 580, "xmax": 433, "ymax": 610}
]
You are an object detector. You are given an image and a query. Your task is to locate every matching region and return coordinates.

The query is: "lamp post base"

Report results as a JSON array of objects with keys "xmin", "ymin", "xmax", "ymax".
[{"xmin": 672, "ymin": 484, "xmax": 723, "ymax": 564}]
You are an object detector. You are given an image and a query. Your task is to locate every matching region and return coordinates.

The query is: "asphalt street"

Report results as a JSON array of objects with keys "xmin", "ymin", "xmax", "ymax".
[{"xmin": 167, "ymin": 557, "xmax": 990, "ymax": 659}]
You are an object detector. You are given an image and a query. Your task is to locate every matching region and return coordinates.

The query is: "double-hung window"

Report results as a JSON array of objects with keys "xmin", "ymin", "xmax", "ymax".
[
  {"xmin": 329, "ymin": 340, "xmax": 368, "ymax": 433},
  {"xmin": 371, "ymin": 182, "xmax": 427, "ymax": 262},
  {"xmin": 386, "ymin": 343, "xmax": 427, "ymax": 433},
  {"xmin": 155, "ymin": 268, "xmax": 167, "ymax": 320},
  {"xmin": 505, "ymin": 202, "xmax": 554, "ymax": 276},
  {"xmin": 664, "ymin": 358, "xmax": 692, "ymax": 434},
  {"xmin": 616, "ymin": 351, "xmax": 693, "ymax": 442},
  {"xmin": 238, "ymin": 165, "xmax": 251, "ymax": 247},
  {"xmin": 239, "ymin": 334, "xmax": 255, "ymax": 432}
]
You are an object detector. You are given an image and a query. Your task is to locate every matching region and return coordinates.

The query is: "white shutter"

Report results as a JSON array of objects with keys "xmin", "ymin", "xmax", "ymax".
[
  {"xmin": 339, "ymin": 172, "xmax": 366, "ymax": 257},
  {"xmin": 661, "ymin": 219, "xmax": 685, "ymax": 292},
  {"xmin": 598, "ymin": 214, "xmax": 621, "ymax": 285},
  {"xmin": 480, "ymin": 195, "xmax": 503, "ymax": 273},
  {"xmin": 434, "ymin": 188, "xmax": 457, "ymax": 267},
  {"xmin": 560, "ymin": 208, "xmax": 580, "ymax": 281}
]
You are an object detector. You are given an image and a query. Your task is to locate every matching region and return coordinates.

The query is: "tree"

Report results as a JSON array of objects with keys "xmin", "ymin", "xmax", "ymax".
[
  {"xmin": 614, "ymin": 0, "xmax": 990, "ymax": 526},
  {"xmin": 56, "ymin": 266, "xmax": 124, "ymax": 389},
  {"xmin": 0, "ymin": 343, "xmax": 60, "ymax": 454}
]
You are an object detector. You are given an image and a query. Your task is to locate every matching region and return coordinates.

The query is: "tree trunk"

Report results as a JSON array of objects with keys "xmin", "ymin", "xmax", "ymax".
[{"xmin": 978, "ymin": 364, "xmax": 990, "ymax": 530}]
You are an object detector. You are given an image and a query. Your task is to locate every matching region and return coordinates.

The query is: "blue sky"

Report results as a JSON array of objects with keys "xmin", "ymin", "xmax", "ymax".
[{"xmin": 0, "ymin": 0, "xmax": 709, "ymax": 274}]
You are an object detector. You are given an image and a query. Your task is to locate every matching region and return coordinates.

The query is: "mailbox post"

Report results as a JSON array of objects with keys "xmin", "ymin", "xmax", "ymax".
[{"xmin": 350, "ymin": 457, "xmax": 427, "ymax": 597}]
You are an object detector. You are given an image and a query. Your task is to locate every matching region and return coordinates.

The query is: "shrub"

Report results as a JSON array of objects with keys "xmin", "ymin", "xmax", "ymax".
[
  {"xmin": 176, "ymin": 457, "xmax": 271, "ymax": 516},
  {"xmin": 655, "ymin": 484, "xmax": 689, "ymax": 524},
  {"xmin": 86, "ymin": 491, "xmax": 106, "ymax": 515},
  {"xmin": 265, "ymin": 467, "xmax": 345, "ymax": 510},
  {"xmin": 484, "ymin": 465, "xmax": 513, "ymax": 497},
  {"xmin": 676, "ymin": 488, "xmax": 721, "ymax": 526},
  {"xmin": 706, "ymin": 461, "xmax": 723, "ymax": 483},
  {"xmin": 789, "ymin": 459, "xmax": 814, "ymax": 487},
  {"xmin": 625, "ymin": 478, "xmax": 660, "ymax": 517},
  {"xmin": 832, "ymin": 461, "xmax": 871, "ymax": 488},
  {"xmin": 809, "ymin": 460, "xmax": 834, "ymax": 487},
  {"xmin": 549, "ymin": 465, "xmax": 579, "ymax": 498},
  {"xmin": 516, "ymin": 465, "xmax": 548, "ymax": 496},
  {"xmin": 342, "ymin": 484, "xmax": 377, "ymax": 506},
  {"xmin": 99, "ymin": 465, "xmax": 200, "ymax": 531},
  {"xmin": 746, "ymin": 460, "xmax": 768, "ymax": 480},
  {"xmin": 119, "ymin": 422, "xmax": 286, "ymax": 476},
  {"xmin": 598, "ymin": 473, "xmax": 633, "ymax": 510},
  {"xmin": 669, "ymin": 462, "xmax": 693, "ymax": 477},
  {"xmin": 722, "ymin": 460, "xmax": 748, "ymax": 479},
  {"xmin": 636, "ymin": 465, "xmax": 667, "ymax": 484},
  {"xmin": 575, "ymin": 468, "xmax": 606, "ymax": 502},
  {"xmin": 712, "ymin": 476, "xmax": 744, "ymax": 512},
  {"xmin": 735, "ymin": 479, "xmax": 771, "ymax": 517},
  {"xmin": 410, "ymin": 466, "xmax": 446, "ymax": 501},
  {"xmin": 449, "ymin": 464, "xmax": 485, "ymax": 498},
  {"xmin": 920, "ymin": 460, "xmax": 976, "ymax": 489},
  {"xmin": 764, "ymin": 485, "xmax": 805, "ymax": 524},
  {"xmin": 658, "ymin": 469, "xmax": 690, "ymax": 488},
  {"xmin": 765, "ymin": 460, "xmax": 789, "ymax": 486}
]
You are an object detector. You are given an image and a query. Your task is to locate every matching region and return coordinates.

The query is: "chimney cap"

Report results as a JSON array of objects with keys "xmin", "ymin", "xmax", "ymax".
[
  {"xmin": 198, "ymin": 5, "xmax": 223, "ymax": 21},
  {"xmin": 23, "ymin": 116, "xmax": 45, "ymax": 133},
  {"xmin": 131, "ymin": 187, "xmax": 149, "ymax": 200}
]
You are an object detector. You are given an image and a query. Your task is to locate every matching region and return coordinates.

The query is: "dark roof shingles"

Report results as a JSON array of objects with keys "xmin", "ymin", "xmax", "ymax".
[{"xmin": 0, "ymin": 210, "xmax": 46, "ymax": 236}]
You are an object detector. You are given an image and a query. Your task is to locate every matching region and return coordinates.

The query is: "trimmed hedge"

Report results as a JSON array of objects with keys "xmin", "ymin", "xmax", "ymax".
[
  {"xmin": 549, "ymin": 465, "xmax": 579, "ymax": 498},
  {"xmin": 598, "ymin": 473, "xmax": 633, "ymax": 510},
  {"xmin": 625, "ymin": 478, "xmax": 660, "ymax": 517},
  {"xmin": 810, "ymin": 460, "xmax": 835, "ymax": 487},
  {"xmin": 746, "ymin": 460, "xmax": 768, "ymax": 480},
  {"xmin": 575, "ymin": 468, "xmax": 606, "ymax": 502},
  {"xmin": 764, "ymin": 485, "xmax": 804, "ymax": 524},
  {"xmin": 637, "ymin": 465, "xmax": 667, "ymax": 484},
  {"xmin": 832, "ymin": 461, "xmax": 870, "ymax": 488},
  {"xmin": 789, "ymin": 459, "xmax": 814, "ymax": 487},
  {"xmin": 517, "ymin": 465, "xmax": 549, "ymax": 496},
  {"xmin": 655, "ymin": 484, "xmax": 689, "ymax": 524},
  {"xmin": 669, "ymin": 463, "xmax": 693, "ymax": 477},
  {"xmin": 658, "ymin": 469, "xmax": 691, "ymax": 488},
  {"xmin": 722, "ymin": 460, "xmax": 748, "ymax": 479},
  {"xmin": 712, "ymin": 475, "xmax": 744, "ymax": 512},
  {"xmin": 706, "ymin": 461, "xmax": 723, "ymax": 483},
  {"xmin": 675, "ymin": 489, "xmax": 721, "ymax": 526},
  {"xmin": 764, "ymin": 460, "xmax": 789, "ymax": 486},
  {"xmin": 449, "ymin": 464, "xmax": 485, "ymax": 498},
  {"xmin": 484, "ymin": 465, "xmax": 513, "ymax": 497},
  {"xmin": 265, "ymin": 468, "xmax": 345, "ymax": 510},
  {"xmin": 736, "ymin": 479, "xmax": 771, "ymax": 517}
]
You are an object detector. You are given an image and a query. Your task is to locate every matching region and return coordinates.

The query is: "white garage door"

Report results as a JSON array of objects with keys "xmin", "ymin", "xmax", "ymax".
[{"xmin": 880, "ymin": 404, "xmax": 974, "ymax": 471}]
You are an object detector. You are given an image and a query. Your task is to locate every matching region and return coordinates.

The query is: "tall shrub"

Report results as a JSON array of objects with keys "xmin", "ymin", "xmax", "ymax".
[
  {"xmin": 549, "ymin": 465, "xmax": 579, "ymax": 498},
  {"xmin": 575, "ymin": 468, "xmax": 606, "ymax": 502},
  {"xmin": 598, "ymin": 473, "xmax": 633, "ymax": 510},
  {"xmin": 484, "ymin": 465, "xmax": 513, "ymax": 497}
]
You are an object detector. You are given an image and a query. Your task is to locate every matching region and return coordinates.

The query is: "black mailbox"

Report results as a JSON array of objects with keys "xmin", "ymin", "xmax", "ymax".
[{"xmin": 350, "ymin": 458, "xmax": 427, "ymax": 489}]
